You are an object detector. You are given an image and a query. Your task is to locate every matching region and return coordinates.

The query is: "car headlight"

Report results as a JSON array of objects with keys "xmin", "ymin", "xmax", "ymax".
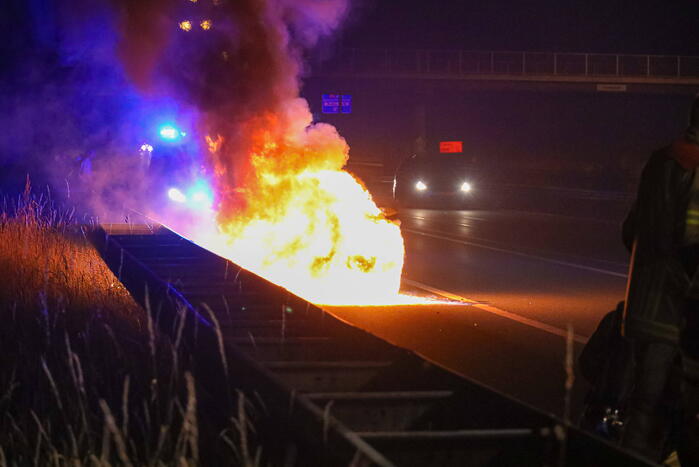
[
  {"xmin": 415, "ymin": 180, "xmax": 428, "ymax": 191},
  {"xmin": 460, "ymin": 181, "xmax": 472, "ymax": 193}
]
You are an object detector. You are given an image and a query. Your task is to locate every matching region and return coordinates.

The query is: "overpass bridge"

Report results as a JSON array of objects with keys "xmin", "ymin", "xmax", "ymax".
[{"xmin": 311, "ymin": 48, "xmax": 699, "ymax": 93}]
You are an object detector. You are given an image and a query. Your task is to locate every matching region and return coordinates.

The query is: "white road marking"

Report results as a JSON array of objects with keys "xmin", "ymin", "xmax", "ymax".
[
  {"xmin": 403, "ymin": 227, "xmax": 628, "ymax": 278},
  {"xmin": 404, "ymin": 278, "xmax": 589, "ymax": 344}
]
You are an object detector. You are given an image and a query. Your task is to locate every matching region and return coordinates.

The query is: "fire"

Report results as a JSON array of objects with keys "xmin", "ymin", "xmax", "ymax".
[{"xmin": 157, "ymin": 110, "xmax": 434, "ymax": 306}]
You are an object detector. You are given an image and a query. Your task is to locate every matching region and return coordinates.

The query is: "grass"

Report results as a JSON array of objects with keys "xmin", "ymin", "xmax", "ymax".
[{"xmin": 0, "ymin": 187, "xmax": 260, "ymax": 466}]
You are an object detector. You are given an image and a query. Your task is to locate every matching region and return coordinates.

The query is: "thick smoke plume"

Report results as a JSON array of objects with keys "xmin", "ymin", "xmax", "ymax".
[
  {"xmin": 114, "ymin": 0, "xmax": 349, "ymax": 220},
  {"xmin": 0, "ymin": 0, "xmax": 178, "ymax": 219}
]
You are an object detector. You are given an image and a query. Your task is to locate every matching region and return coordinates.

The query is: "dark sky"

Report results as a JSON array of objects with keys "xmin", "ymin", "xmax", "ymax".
[
  {"xmin": 2, "ymin": 0, "xmax": 699, "ymax": 69},
  {"xmin": 341, "ymin": 0, "xmax": 699, "ymax": 54}
]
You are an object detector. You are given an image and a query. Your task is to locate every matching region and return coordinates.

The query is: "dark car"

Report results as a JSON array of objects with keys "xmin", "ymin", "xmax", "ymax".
[{"xmin": 393, "ymin": 153, "xmax": 481, "ymax": 208}]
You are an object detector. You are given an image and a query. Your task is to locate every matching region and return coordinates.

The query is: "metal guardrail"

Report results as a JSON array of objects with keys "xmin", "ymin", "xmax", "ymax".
[
  {"xmin": 314, "ymin": 48, "xmax": 699, "ymax": 81},
  {"xmin": 94, "ymin": 225, "xmax": 654, "ymax": 466}
]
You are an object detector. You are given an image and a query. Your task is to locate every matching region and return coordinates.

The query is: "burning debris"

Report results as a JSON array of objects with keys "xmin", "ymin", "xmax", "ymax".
[{"xmin": 112, "ymin": 0, "xmax": 426, "ymax": 306}]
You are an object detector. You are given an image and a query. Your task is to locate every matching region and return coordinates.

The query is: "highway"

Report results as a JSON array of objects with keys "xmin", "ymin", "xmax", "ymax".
[{"xmin": 332, "ymin": 207, "xmax": 631, "ymax": 419}]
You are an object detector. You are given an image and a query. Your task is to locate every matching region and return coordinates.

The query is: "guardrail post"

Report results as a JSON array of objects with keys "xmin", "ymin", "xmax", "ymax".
[
  {"xmin": 677, "ymin": 56, "xmax": 682, "ymax": 77},
  {"xmin": 646, "ymin": 55, "xmax": 650, "ymax": 76},
  {"xmin": 585, "ymin": 54, "xmax": 589, "ymax": 75}
]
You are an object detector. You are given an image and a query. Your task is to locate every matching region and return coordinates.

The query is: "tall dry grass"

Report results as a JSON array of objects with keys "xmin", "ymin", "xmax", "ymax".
[
  {"xmin": 0, "ymin": 189, "xmax": 260, "ymax": 466},
  {"xmin": 0, "ymin": 191, "xmax": 142, "ymax": 329}
]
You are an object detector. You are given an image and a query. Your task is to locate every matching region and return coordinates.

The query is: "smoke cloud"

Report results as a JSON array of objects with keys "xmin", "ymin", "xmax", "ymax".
[
  {"xmin": 112, "ymin": 0, "xmax": 350, "ymax": 223},
  {"xmin": 0, "ymin": 1, "xmax": 138, "ymax": 209},
  {"xmin": 2, "ymin": 0, "xmax": 351, "ymax": 223}
]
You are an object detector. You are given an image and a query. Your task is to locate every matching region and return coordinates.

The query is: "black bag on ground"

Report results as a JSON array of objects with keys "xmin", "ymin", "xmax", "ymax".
[{"xmin": 578, "ymin": 301, "xmax": 634, "ymax": 439}]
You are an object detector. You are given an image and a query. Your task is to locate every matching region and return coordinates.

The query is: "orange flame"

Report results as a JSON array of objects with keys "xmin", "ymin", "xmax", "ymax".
[{"xmin": 158, "ymin": 106, "xmax": 437, "ymax": 306}]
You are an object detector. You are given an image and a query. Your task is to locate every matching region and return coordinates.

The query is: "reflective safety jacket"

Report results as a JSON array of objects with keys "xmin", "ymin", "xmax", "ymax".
[{"xmin": 622, "ymin": 138, "xmax": 699, "ymax": 343}]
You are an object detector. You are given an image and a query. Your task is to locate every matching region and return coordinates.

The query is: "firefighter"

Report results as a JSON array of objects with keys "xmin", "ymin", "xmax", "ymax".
[
  {"xmin": 620, "ymin": 94, "xmax": 699, "ymax": 463},
  {"xmin": 679, "ymin": 96, "xmax": 699, "ymax": 466}
]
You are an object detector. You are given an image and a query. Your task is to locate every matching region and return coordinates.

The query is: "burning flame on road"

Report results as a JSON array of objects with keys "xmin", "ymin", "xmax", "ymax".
[{"xmin": 161, "ymin": 109, "xmax": 432, "ymax": 306}]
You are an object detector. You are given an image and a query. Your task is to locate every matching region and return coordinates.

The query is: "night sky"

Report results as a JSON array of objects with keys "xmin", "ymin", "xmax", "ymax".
[
  {"xmin": 3, "ymin": 0, "xmax": 699, "ymax": 66},
  {"xmin": 341, "ymin": 0, "xmax": 699, "ymax": 54}
]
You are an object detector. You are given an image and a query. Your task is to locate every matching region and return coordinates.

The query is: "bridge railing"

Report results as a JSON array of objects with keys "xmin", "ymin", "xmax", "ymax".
[{"xmin": 315, "ymin": 49, "xmax": 699, "ymax": 79}]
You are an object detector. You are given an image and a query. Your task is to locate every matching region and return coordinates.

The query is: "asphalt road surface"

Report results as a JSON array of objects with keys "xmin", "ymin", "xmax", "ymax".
[{"xmin": 333, "ymin": 207, "xmax": 631, "ymax": 420}]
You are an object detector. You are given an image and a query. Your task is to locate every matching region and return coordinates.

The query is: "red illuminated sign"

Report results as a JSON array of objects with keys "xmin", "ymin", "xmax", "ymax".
[{"xmin": 439, "ymin": 141, "xmax": 463, "ymax": 153}]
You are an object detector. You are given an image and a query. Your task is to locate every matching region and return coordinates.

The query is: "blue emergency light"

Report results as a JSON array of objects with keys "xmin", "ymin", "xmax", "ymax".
[{"xmin": 158, "ymin": 124, "xmax": 186, "ymax": 142}]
